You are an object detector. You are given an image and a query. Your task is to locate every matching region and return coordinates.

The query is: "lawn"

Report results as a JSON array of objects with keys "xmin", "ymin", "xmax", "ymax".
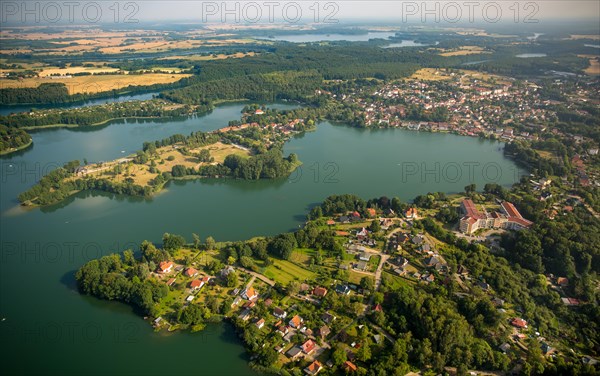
[
  {"xmin": 263, "ymin": 259, "xmax": 316, "ymax": 285},
  {"xmin": 288, "ymin": 248, "xmax": 315, "ymax": 266},
  {"xmin": 382, "ymin": 270, "xmax": 415, "ymax": 289}
]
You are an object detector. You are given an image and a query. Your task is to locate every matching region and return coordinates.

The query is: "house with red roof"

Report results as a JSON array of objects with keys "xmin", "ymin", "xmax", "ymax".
[
  {"xmin": 242, "ymin": 286, "xmax": 258, "ymax": 300},
  {"xmin": 366, "ymin": 208, "xmax": 377, "ymax": 217},
  {"xmin": 304, "ymin": 360, "xmax": 322, "ymax": 375},
  {"xmin": 511, "ymin": 318, "xmax": 528, "ymax": 329},
  {"xmin": 343, "ymin": 361, "xmax": 357, "ymax": 372},
  {"xmin": 166, "ymin": 278, "xmax": 176, "ymax": 286},
  {"xmin": 405, "ymin": 207, "xmax": 418, "ymax": 219},
  {"xmin": 289, "ymin": 315, "xmax": 303, "ymax": 329},
  {"xmin": 255, "ymin": 318, "xmax": 265, "ymax": 329},
  {"xmin": 185, "ymin": 267, "xmax": 198, "ymax": 277},
  {"xmin": 189, "ymin": 279, "xmax": 202, "ymax": 290},
  {"xmin": 157, "ymin": 261, "xmax": 174, "ymax": 274},
  {"xmin": 301, "ymin": 339, "xmax": 316, "ymax": 354},
  {"xmin": 313, "ymin": 286, "xmax": 328, "ymax": 298}
]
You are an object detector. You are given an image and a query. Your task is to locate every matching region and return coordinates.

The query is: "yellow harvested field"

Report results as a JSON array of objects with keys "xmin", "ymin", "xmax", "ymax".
[
  {"xmin": 410, "ymin": 68, "xmax": 453, "ymax": 81},
  {"xmin": 579, "ymin": 55, "xmax": 600, "ymax": 75},
  {"xmin": 439, "ymin": 46, "xmax": 490, "ymax": 56},
  {"xmin": 570, "ymin": 34, "xmax": 600, "ymax": 40},
  {"xmin": 38, "ymin": 66, "xmax": 120, "ymax": 77},
  {"xmin": 0, "ymin": 73, "xmax": 191, "ymax": 95},
  {"xmin": 160, "ymin": 52, "xmax": 257, "ymax": 61}
]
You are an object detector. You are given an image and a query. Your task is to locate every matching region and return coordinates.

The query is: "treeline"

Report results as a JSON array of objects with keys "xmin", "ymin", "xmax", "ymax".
[
  {"xmin": 0, "ymin": 78, "xmax": 191, "ymax": 105},
  {"xmin": 160, "ymin": 70, "xmax": 323, "ymax": 104},
  {"xmin": 0, "ymin": 99, "xmax": 200, "ymax": 129},
  {"xmin": 168, "ymin": 148, "xmax": 299, "ymax": 181},
  {"xmin": 0, "ymin": 124, "xmax": 31, "ymax": 154},
  {"xmin": 17, "ymin": 160, "xmax": 155, "ymax": 206},
  {"xmin": 0, "ymin": 83, "xmax": 69, "ymax": 105},
  {"xmin": 75, "ymin": 243, "xmax": 171, "ymax": 315}
]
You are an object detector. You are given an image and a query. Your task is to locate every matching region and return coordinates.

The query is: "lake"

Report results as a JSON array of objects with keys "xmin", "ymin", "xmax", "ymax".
[
  {"xmin": 382, "ymin": 40, "xmax": 435, "ymax": 48},
  {"xmin": 255, "ymin": 32, "xmax": 396, "ymax": 43},
  {"xmin": 516, "ymin": 53, "xmax": 547, "ymax": 58},
  {"xmin": 0, "ymin": 102, "xmax": 521, "ymax": 375}
]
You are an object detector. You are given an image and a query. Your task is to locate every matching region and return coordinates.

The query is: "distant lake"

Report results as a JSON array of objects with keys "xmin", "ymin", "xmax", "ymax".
[
  {"xmin": 516, "ymin": 53, "xmax": 547, "ymax": 58},
  {"xmin": 383, "ymin": 40, "xmax": 436, "ymax": 48},
  {"xmin": 256, "ymin": 31, "xmax": 396, "ymax": 42},
  {"xmin": 527, "ymin": 33, "xmax": 544, "ymax": 41},
  {"xmin": 462, "ymin": 59, "xmax": 493, "ymax": 66}
]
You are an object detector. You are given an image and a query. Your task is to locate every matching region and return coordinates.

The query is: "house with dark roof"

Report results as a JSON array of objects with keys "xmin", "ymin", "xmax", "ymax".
[
  {"xmin": 335, "ymin": 284, "xmax": 351, "ymax": 295},
  {"xmin": 286, "ymin": 346, "xmax": 302, "ymax": 360},
  {"xmin": 273, "ymin": 307, "xmax": 287, "ymax": 319},
  {"xmin": 318, "ymin": 325, "xmax": 330, "ymax": 339}
]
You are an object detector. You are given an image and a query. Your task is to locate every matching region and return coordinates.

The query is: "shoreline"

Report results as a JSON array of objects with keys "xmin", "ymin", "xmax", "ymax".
[{"xmin": 0, "ymin": 139, "xmax": 33, "ymax": 156}]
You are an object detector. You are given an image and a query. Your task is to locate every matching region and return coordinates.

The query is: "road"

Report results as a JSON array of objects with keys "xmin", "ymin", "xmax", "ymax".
[{"xmin": 374, "ymin": 254, "xmax": 390, "ymax": 291}]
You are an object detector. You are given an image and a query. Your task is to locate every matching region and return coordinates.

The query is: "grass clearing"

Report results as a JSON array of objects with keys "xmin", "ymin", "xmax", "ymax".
[
  {"xmin": 410, "ymin": 68, "xmax": 453, "ymax": 81},
  {"xmin": 75, "ymin": 142, "xmax": 250, "ymax": 187},
  {"xmin": 263, "ymin": 259, "xmax": 316, "ymax": 285}
]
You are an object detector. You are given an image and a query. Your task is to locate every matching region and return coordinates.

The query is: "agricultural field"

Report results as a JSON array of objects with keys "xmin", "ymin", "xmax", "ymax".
[
  {"xmin": 0, "ymin": 73, "xmax": 191, "ymax": 94},
  {"xmin": 438, "ymin": 46, "xmax": 491, "ymax": 56},
  {"xmin": 579, "ymin": 55, "xmax": 600, "ymax": 75}
]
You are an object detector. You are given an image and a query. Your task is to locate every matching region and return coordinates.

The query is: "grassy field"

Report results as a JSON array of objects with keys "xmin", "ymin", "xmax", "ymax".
[
  {"xmin": 409, "ymin": 68, "xmax": 453, "ymax": 81},
  {"xmin": 0, "ymin": 73, "xmax": 191, "ymax": 94},
  {"xmin": 77, "ymin": 142, "xmax": 250, "ymax": 187},
  {"xmin": 263, "ymin": 259, "xmax": 316, "ymax": 285},
  {"xmin": 438, "ymin": 46, "xmax": 490, "ymax": 56}
]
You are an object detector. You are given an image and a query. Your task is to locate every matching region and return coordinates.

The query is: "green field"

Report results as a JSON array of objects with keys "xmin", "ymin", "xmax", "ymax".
[{"xmin": 263, "ymin": 259, "xmax": 316, "ymax": 285}]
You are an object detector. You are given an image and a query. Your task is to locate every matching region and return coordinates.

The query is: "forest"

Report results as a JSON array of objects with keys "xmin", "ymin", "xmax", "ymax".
[{"xmin": 0, "ymin": 124, "xmax": 31, "ymax": 153}]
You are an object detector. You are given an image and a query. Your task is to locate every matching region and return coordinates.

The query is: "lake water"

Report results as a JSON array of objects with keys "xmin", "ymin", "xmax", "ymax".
[
  {"xmin": 0, "ymin": 102, "xmax": 521, "ymax": 375},
  {"xmin": 0, "ymin": 91, "xmax": 159, "ymax": 116},
  {"xmin": 382, "ymin": 40, "xmax": 434, "ymax": 48},
  {"xmin": 516, "ymin": 53, "xmax": 547, "ymax": 58},
  {"xmin": 256, "ymin": 32, "xmax": 396, "ymax": 43}
]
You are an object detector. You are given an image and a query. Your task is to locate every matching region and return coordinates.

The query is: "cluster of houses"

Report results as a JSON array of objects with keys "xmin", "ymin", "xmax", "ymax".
[
  {"xmin": 459, "ymin": 199, "xmax": 534, "ymax": 234},
  {"xmin": 332, "ymin": 77, "xmax": 562, "ymax": 142},
  {"xmin": 155, "ymin": 262, "xmax": 215, "ymax": 304}
]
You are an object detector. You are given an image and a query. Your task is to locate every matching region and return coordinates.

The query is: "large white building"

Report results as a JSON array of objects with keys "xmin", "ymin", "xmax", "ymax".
[{"xmin": 459, "ymin": 199, "xmax": 533, "ymax": 234}]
